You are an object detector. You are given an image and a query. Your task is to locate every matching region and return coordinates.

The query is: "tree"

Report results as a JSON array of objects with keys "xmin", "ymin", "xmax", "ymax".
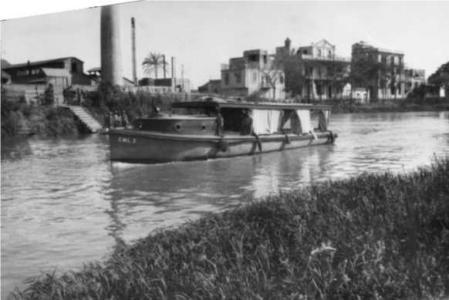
[
  {"xmin": 142, "ymin": 53, "xmax": 168, "ymax": 79},
  {"xmin": 261, "ymin": 55, "xmax": 284, "ymax": 101},
  {"xmin": 428, "ymin": 61, "xmax": 449, "ymax": 98}
]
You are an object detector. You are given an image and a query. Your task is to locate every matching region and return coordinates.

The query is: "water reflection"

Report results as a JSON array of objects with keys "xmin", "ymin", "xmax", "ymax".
[{"xmin": 1, "ymin": 111, "xmax": 449, "ymax": 297}]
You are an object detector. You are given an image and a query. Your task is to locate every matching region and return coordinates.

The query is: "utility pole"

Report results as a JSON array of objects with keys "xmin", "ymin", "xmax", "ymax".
[
  {"xmin": 171, "ymin": 56, "xmax": 176, "ymax": 92},
  {"xmin": 163, "ymin": 55, "xmax": 167, "ymax": 79},
  {"xmin": 181, "ymin": 64, "xmax": 185, "ymax": 92}
]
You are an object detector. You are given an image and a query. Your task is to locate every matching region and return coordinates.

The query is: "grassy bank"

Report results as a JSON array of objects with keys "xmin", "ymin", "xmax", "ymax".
[{"xmin": 10, "ymin": 159, "xmax": 449, "ymax": 299}]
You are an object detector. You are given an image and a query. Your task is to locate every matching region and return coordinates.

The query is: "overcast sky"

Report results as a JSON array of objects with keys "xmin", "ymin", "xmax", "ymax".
[{"xmin": 2, "ymin": 1, "xmax": 449, "ymax": 88}]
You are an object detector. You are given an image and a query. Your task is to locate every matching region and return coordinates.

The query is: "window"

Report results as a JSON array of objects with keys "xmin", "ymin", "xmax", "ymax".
[
  {"xmin": 248, "ymin": 54, "xmax": 258, "ymax": 62},
  {"xmin": 235, "ymin": 71, "xmax": 241, "ymax": 84},
  {"xmin": 224, "ymin": 73, "xmax": 229, "ymax": 85},
  {"xmin": 316, "ymin": 83, "xmax": 323, "ymax": 95},
  {"xmin": 252, "ymin": 71, "xmax": 258, "ymax": 83},
  {"xmin": 71, "ymin": 62, "xmax": 78, "ymax": 73}
]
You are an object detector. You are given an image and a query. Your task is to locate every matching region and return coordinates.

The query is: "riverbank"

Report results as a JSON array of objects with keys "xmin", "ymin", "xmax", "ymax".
[
  {"xmin": 1, "ymin": 100, "xmax": 85, "ymax": 139},
  {"xmin": 2, "ymin": 94, "xmax": 448, "ymax": 139},
  {"xmin": 327, "ymin": 97, "xmax": 449, "ymax": 114},
  {"xmin": 10, "ymin": 158, "xmax": 449, "ymax": 299}
]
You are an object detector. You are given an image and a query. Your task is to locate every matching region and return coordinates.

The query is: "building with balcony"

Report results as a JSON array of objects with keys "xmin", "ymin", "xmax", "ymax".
[
  {"xmin": 220, "ymin": 49, "xmax": 285, "ymax": 101},
  {"xmin": 275, "ymin": 38, "xmax": 350, "ymax": 101},
  {"xmin": 351, "ymin": 41, "xmax": 406, "ymax": 101},
  {"xmin": 296, "ymin": 39, "xmax": 351, "ymax": 101}
]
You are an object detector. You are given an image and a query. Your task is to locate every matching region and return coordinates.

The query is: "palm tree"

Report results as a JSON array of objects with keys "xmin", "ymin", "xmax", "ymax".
[{"xmin": 142, "ymin": 52, "xmax": 165, "ymax": 79}]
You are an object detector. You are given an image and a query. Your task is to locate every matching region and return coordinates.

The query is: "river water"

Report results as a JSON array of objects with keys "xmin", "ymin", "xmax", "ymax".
[{"xmin": 1, "ymin": 111, "xmax": 449, "ymax": 296}]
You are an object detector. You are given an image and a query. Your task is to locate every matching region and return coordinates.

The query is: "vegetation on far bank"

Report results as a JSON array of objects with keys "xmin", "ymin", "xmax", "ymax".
[
  {"xmin": 1, "ymin": 99, "xmax": 83, "ymax": 139},
  {"xmin": 10, "ymin": 158, "xmax": 449, "ymax": 299},
  {"xmin": 2, "ymin": 81, "xmax": 448, "ymax": 139},
  {"xmin": 325, "ymin": 97, "xmax": 449, "ymax": 114}
]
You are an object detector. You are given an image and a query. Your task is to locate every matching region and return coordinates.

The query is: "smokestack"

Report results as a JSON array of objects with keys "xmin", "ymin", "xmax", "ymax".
[
  {"xmin": 101, "ymin": 5, "xmax": 122, "ymax": 86},
  {"xmin": 171, "ymin": 56, "xmax": 176, "ymax": 92},
  {"xmin": 131, "ymin": 17, "xmax": 137, "ymax": 85}
]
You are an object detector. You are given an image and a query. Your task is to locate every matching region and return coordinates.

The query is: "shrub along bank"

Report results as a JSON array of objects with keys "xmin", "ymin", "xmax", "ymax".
[
  {"xmin": 1, "ymin": 84, "xmax": 186, "ymax": 139},
  {"xmin": 1, "ymin": 100, "xmax": 83, "ymax": 139},
  {"xmin": 11, "ymin": 159, "xmax": 449, "ymax": 299}
]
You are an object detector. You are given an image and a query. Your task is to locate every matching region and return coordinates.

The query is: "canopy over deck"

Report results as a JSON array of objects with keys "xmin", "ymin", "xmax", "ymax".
[{"xmin": 172, "ymin": 99, "xmax": 332, "ymax": 111}]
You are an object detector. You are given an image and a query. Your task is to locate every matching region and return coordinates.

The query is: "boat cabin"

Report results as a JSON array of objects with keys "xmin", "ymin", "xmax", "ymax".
[
  {"xmin": 133, "ymin": 99, "xmax": 332, "ymax": 136},
  {"xmin": 169, "ymin": 100, "xmax": 332, "ymax": 136}
]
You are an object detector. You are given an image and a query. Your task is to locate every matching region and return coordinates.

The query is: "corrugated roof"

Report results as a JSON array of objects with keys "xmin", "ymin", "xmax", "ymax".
[
  {"xmin": 41, "ymin": 68, "xmax": 70, "ymax": 77},
  {"xmin": 3, "ymin": 57, "xmax": 83, "ymax": 69}
]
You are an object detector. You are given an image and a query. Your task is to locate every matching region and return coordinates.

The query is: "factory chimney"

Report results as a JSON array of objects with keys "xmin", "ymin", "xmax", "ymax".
[
  {"xmin": 101, "ymin": 5, "xmax": 122, "ymax": 86},
  {"xmin": 131, "ymin": 17, "xmax": 137, "ymax": 85}
]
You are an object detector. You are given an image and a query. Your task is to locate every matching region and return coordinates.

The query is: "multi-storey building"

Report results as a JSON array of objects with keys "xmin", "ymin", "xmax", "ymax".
[
  {"xmin": 220, "ymin": 49, "xmax": 285, "ymax": 101},
  {"xmin": 276, "ymin": 38, "xmax": 350, "ymax": 101},
  {"xmin": 296, "ymin": 39, "xmax": 351, "ymax": 100},
  {"xmin": 351, "ymin": 41, "xmax": 406, "ymax": 101}
]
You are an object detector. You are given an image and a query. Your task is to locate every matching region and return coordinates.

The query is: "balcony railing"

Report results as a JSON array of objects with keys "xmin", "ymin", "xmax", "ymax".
[{"xmin": 301, "ymin": 54, "xmax": 350, "ymax": 62}]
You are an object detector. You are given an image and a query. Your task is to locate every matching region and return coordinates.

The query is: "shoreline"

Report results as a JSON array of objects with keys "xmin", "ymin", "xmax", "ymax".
[
  {"xmin": 2, "ymin": 99, "xmax": 448, "ymax": 141},
  {"xmin": 10, "ymin": 158, "xmax": 449, "ymax": 299}
]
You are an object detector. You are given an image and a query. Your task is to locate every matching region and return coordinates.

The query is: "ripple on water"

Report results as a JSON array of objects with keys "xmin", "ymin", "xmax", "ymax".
[{"xmin": 2, "ymin": 112, "xmax": 449, "ymax": 297}]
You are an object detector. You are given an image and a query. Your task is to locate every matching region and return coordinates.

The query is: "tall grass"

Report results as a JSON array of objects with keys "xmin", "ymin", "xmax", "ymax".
[{"xmin": 10, "ymin": 159, "xmax": 449, "ymax": 299}]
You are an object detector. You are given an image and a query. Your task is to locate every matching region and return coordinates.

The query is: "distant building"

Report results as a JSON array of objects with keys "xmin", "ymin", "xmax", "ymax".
[
  {"xmin": 1, "ymin": 70, "xmax": 11, "ymax": 85},
  {"xmin": 3, "ymin": 57, "xmax": 92, "ymax": 87},
  {"xmin": 274, "ymin": 38, "xmax": 350, "ymax": 101},
  {"xmin": 2, "ymin": 57, "xmax": 93, "ymax": 104},
  {"xmin": 220, "ymin": 49, "xmax": 285, "ymax": 101},
  {"xmin": 296, "ymin": 39, "xmax": 351, "ymax": 100},
  {"xmin": 404, "ymin": 68, "xmax": 426, "ymax": 95},
  {"xmin": 351, "ymin": 41, "xmax": 406, "ymax": 101},
  {"xmin": 198, "ymin": 79, "xmax": 222, "ymax": 94},
  {"xmin": 87, "ymin": 67, "xmax": 135, "ymax": 87}
]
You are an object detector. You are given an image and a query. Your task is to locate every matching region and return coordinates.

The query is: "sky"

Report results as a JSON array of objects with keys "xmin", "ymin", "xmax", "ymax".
[{"xmin": 1, "ymin": 1, "xmax": 449, "ymax": 88}]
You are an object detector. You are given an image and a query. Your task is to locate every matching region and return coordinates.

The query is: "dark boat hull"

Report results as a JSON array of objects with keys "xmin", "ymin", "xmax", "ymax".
[{"xmin": 108, "ymin": 129, "xmax": 336, "ymax": 163}]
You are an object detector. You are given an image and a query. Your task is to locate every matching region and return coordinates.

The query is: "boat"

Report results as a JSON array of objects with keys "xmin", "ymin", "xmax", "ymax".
[{"xmin": 108, "ymin": 98, "xmax": 337, "ymax": 163}]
